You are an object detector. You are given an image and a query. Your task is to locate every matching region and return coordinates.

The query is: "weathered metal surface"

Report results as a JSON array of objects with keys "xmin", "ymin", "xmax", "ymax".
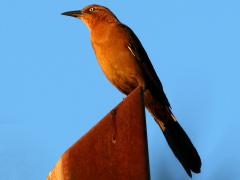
[{"xmin": 47, "ymin": 87, "xmax": 150, "ymax": 180}]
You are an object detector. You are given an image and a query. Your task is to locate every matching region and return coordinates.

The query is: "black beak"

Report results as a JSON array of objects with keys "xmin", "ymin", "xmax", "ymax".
[{"xmin": 62, "ymin": 10, "xmax": 82, "ymax": 17}]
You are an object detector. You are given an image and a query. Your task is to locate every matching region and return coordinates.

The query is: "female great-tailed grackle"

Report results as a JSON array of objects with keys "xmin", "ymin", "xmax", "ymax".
[{"xmin": 62, "ymin": 4, "xmax": 201, "ymax": 177}]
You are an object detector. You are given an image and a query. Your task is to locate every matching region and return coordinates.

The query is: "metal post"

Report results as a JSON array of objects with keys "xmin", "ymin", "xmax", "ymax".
[{"xmin": 47, "ymin": 87, "xmax": 150, "ymax": 180}]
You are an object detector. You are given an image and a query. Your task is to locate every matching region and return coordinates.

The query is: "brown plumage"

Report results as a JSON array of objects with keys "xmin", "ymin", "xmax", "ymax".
[{"xmin": 62, "ymin": 4, "xmax": 201, "ymax": 177}]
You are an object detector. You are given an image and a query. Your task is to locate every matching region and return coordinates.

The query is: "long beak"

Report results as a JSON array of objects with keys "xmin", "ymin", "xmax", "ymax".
[{"xmin": 62, "ymin": 10, "xmax": 82, "ymax": 17}]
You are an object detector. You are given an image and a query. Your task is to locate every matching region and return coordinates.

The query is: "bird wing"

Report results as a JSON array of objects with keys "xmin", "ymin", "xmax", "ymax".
[{"xmin": 120, "ymin": 24, "xmax": 171, "ymax": 108}]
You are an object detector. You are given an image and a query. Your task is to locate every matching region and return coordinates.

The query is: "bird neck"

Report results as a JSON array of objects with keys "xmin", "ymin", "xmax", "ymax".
[{"xmin": 90, "ymin": 20, "xmax": 119, "ymax": 38}]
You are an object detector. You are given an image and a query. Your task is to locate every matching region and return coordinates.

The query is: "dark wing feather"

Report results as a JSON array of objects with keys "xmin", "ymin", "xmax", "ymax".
[{"xmin": 121, "ymin": 24, "xmax": 171, "ymax": 108}]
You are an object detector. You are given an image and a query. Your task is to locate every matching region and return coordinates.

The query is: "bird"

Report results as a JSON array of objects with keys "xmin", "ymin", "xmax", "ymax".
[{"xmin": 62, "ymin": 4, "xmax": 201, "ymax": 177}]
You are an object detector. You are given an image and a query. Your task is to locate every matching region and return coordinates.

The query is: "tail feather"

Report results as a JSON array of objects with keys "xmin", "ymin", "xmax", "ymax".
[
  {"xmin": 144, "ymin": 90, "xmax": 201, "ymax": 176},
  {"xmin": 157, "ymin": 117, "xmax": 201, "ymax": 177}
]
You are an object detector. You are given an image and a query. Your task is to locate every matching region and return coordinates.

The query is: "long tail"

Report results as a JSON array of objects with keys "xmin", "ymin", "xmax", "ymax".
[
  {"xmin": 156, "ymin": 113, "xmax": 201, "ymax": 177},
  {"xmin": 147, "ymin": 104, "xmax": 201, "ymax": 177}
]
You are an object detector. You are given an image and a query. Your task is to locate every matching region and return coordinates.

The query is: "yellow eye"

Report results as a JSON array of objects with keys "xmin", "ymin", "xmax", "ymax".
[{"xmin": 89, "ymin": 7, "xmax": 95, "ymax": 12}]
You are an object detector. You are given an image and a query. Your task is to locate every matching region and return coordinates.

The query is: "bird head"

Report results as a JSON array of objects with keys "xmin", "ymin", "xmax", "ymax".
[{"xmin": 62, "ymin": 4, "xmax": 119, "ymax": 30}]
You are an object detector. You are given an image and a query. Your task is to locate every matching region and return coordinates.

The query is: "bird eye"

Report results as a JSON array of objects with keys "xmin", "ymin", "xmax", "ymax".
[{"xmin": 89, "ymin": 7, "xmax": 95, "ymax": 12}]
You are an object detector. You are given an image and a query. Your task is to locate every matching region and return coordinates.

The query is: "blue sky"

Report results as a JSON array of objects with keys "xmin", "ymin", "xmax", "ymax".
[{"xmin": 0, "ymin": 0, "xmax": 239, "ymax": 180}]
